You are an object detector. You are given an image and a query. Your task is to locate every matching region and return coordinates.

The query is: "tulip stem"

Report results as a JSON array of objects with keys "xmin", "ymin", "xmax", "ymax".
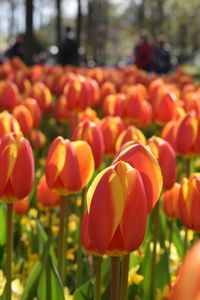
[
  {"xmin": 5, "ymin": 203, "xmax": 13, "ymax": 300},
  {"xmin": 111, "ymin": 257, "xmax": 120, "ymax": 300},
  {"xmin": 168, "ymin": 220, "xmax": 173, "ymax": 285},
  {"xmin": 76, "ymin": 187, "xmax": 87, "ymax": 287},
  {"xmin": 94, "ymin": 256, "xmax": 102, "ymax": 300},
  {"xmin": 183, "ymin": 228, "xmax": 188, "ymax": 254},
  {"xmin": 58, "ymin": 196, "xmax": 68, "ymax": 283},
  {"xmin": 119, "ymin": 254, "xmax": 130, "ymax": 300},
  {"xmin": 150, "ymin": 201, "xmax": 160, "ymax": 300}
]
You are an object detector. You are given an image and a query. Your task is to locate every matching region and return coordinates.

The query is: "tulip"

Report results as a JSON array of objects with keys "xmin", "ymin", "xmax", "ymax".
[
  {"xmin": 29, "ymin": 129, "xmax": 46, "ymax": 150},
  {"xmin": 0, "ymin": 132, "xmax": 34, "ymax": 300},
  {"xmin": 72, "ymin": 119, "xmax": 104, "ymax": 169},
  {"xmin": 29, "ymin": 82, "xmax": 52, "ymax": 113},
  {"xmin": 13, "ymin": 196, "xmax": 30, "ymax": 215},
  {"xmin": 45, "ymin": 137, "xmax": 94, "ymax": 282},
  {"xmin": 147, "ymin": 136, "xmax": 177, "ymax": 190},
  {"xmin": 0, "ymin": 111, "xmax": 21, "ymax": 139},
  {"xmin": 12, "ymin": 104, "xmax": 34, "ymax": 136},
  {"xmin": 24, "ymin": 97, "xmax": 42, "ymax": 128},
  {"xmin": 162, "ymin": 183, "xmax": 180, "ymax": 218},
  {"xmin": 0, "ymin": 133, "xmax": 34, "ymax": 201},
  {"xmin": 45, "ymin": 137, "xmax": 94, "ymax": 195},
  {"xmin": 83, "ymin": 160, "xmax": 148, "ymax": 255},
  {"xmin": 103, "ymin": 94, "xmax": 126, "ymax": 118},
  {"xmin": 82, "ymin": 157, "xmax": 162, "ymax": 300},
  {"xmin": 0, "ymin": 81, "xmax": 20, "ymax": 110},
  {"xmin": 100, "ymin": 116, "xmax": 124, "ymax": 156},
  {"xmin": 37, "ymin": 175, "xmax": 60, "ymax": 208},
  {"xmin": 115, "ymin": 125, "xmax": 146, "ymax": 152},
  {"xmin": 162, "ymin": 113, "xmax": 198, "ymax": 155},
  {"xmin": 169, "ymin": 241, "xmax": 200, "ymax": 300}
]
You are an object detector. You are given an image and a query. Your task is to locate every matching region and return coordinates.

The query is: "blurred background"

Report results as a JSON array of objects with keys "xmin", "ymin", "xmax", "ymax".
[{"xmin": 0, "ymin": 0, "xmax": 200, "ymax": 67}]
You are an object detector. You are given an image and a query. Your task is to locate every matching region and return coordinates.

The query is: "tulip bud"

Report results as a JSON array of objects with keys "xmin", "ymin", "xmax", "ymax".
[
  {"xmin": 72, "ymin": 120, "xmax": 104, "ymax": 169},
  {"xmin": 37, "ymin": 175, "xmax": 60, "ymax": 207},
  {"xmin": 0, "ymin": 133, "xmax": 34, "ymax": 202},
  {"xmin": 147, "ymin": 136, "xmax": 177, "ymax": 190},
  {"xmin": 162, "ymin": 183, "xmax": 180, "ymax": 218},
  {"xmin": 82, "ymin": 160, "xmax": 148, "ymax": 255},
  {"xmin": 45, "ymin": 137, "xmax": 94, "ymax": 195}
]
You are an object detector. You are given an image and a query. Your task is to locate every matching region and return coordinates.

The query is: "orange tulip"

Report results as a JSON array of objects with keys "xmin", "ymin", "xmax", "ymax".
[
  {"xmin": 13, "ymin": 196, "xmax": 30, "ymax": 215},
  {"xmin": 82, "ymin": 160, "xmax": 148, "ymax": 255},
  {"xmin": 24, "ymin": 97, "xmax": 41, "ymax": 128},
  {"xmin": 178, "ymin": 177, "xmax": 191, "ymax": 229},
  {"xmin": 169, "ymin": 241, "xmax": 200, "ymax": 300},
  {"xmin": 29, "ymin": 129, "xmax": 46, "ymax": 150},
  {"xmin": 0, "ymin": 111, "xmax": 21, "ymax": 139},
  {"xmin": 12, "ymin": 104, "xmax": 34, "ymax": 136},
  {"xmin": 125, "ymin": 88, "xmax": 152, "ymax": 126},
  {"xmin": 162, "ymin": 183, "xmax": 180, "ymax": 218},
  {"xmin": 45, "ymin": 137, "xmax": 94, "ymax": 195},
  {"xmin": 29, "ymin": 82, "xmax": 52, "ymax": 113},
  {"xmin": 0, "ymin": 81, "xmax": 20, "ymax": 110},
  {"xmin": 37, "ymin": 175, "xmax": 60, "ymax": 207},
  {"xmin": 113, "ymin": 143, "xmax": 163, "ymax": 212},
  {"xmin": 162, "ymin": 113, "xmax": 198, "ymax": 155},
  {"xmin": 115, "ymin": 125, "xmax": 146, "ymax": 152},
  {"xmin": 147, "ymin": 136, "xmax": 177, "ymax": 190},
  {"xmin": 72, "ymin": 119, "xmax": 104, "ymax": 169},
  {"xmin": 103, "ymin": 94, "xmax": 126, "ymax": 118},
  {"xmin": 179, "ymin": 173, "xmax": 200, "ymax": 231},
  {"xmin": 100, "ymin": 116, "xmax": 124, "ymax": 156},
  {"xmin": 0, "ymin": 133, "xmax": 34, "ymax": 202}
]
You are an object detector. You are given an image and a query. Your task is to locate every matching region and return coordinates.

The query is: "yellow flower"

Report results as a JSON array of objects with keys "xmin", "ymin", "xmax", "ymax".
[
  {"xmin": 64, "ymin": 287, "xmax": 74, "ymax": 300},
  {"xmin": 128, "ymin": 265, "xmax": 143, "ymax": 286},
  {"xmin": 12, "ymin": 278, "xmax": 24, "ymax": 300},
  {"xmin": 0, "ymin": 270, "xmax": 6, "ymax": 296},
  {"xmin": 156, "ymin": 284, "xmax": 170, "ymax": 300},
  {"xmin": 28, "ymin": 208, "xmax": 38, "ymax": 219}
]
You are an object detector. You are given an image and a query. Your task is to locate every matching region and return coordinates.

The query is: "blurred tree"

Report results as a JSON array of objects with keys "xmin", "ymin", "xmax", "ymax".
[
  {"xmin": 24, "ymin": 0, "xmax": 34, "ymax": 65},
  {"xmin": 56, "ymin": 0, "xmax": 62, "ymax": 51},
  {"xmin": 76, "ymin": 0, "xmax": 82, "ymax": 48}
]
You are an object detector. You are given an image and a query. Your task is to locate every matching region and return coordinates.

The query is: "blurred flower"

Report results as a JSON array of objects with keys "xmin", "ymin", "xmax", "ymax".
[
  {"xmin": 128, "ymin": 265, "xmax": 143, "ymax": 286},
  {"xmin": 45, "ymin": 137, "xmax": 94, "ymax": 195}
]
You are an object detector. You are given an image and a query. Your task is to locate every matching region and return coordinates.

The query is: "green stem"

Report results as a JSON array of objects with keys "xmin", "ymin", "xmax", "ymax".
[
  {"xmin": 58, "ymin": 196, "xmax": 68, "ymax": 283},
  {"xmin": 111, "ymin": 257, "xmax": 121, "ymax": 300},
  {"xmin": 6, "ymin": 203, "xmax": 13, "ymax": 300},
  {"xmin": 150, "ymin": 201, "xmax": 160, "ymax": 300},
  {"xmin": 46, "ymin": 256, "xmax": 51, "ymax": 300},
  {"xmin": 94, "ymin": 256, "xmax": 102, "ymax": 300},
  {"xmin": 76, "ymin": 187, "xmax": 87, "ymax": 287},
  {"xmin": 119, "ymin": 254, "xmax": 130, "ymax": 300},
  {"xmin": 183, "ymin": 228, "xmax": 188, "ymax": 254},
  {"xmin": 168, "ymin": 220, "xmax": 173, "ymax": 285}
]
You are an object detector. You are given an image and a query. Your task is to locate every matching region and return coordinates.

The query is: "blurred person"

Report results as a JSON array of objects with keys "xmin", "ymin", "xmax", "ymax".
[
  {"xmin": 4, "ymin": 33, "xmax": 25, "ymax": 60},
  {"xmin": 134, "ymin": 29, "xmax": 154, "ymax": 71},
  {"xmin": 153, "ymin": 35, "xmax": 171, "ymax": 74},
  {"xmin": 58, "ymin": 26, "xmax": 78, "ymax": 66}
]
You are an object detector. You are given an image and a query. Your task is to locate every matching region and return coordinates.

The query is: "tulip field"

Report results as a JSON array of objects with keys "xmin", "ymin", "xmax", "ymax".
[{"xmin": 1, "ymin": 57, "xmax": 200, "ymax": 300}]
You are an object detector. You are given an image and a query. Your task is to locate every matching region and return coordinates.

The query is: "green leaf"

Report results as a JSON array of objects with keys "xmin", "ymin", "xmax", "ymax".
[
  {"xmin": 21, "ymin": 261, "xmax": 43, "ymax": 300},
  {"xmin": 155, "ymin": 250, "xmax": 170, "ymax": 289},
  {"xmin": 172, "ymin": 223, "xmax": 184, "ymax": 258},
  {"xmin": 0, "ymin": 203, "xmax": 6, "ymax": 246},
  {"xmin": 37, "ymin": 256, "xmax": 65, "ymax": 300}
]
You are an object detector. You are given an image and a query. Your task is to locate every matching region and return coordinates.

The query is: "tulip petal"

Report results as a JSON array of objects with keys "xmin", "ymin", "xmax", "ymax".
[
  {"xmin": 59, "ymin": 141, "xmax": 82, "ymax": 192},
  {"xmin": 72, "ymin": 140, "xmax": 94, "ymax": 188},
  {"xmin": 0, "ymin": 135, "xmax": 17, "ymax": 195},
  {"xmin": 113, "ymin": 143, "xmax": 162, "ymax": 211},
  {"xmin": 88, "ymin": 167, "xmax": 124, "ymax": 253},
  {"xmin": 119, "ymin": 167, "xmax": 147, "ymax": 252},
  {"xmin": 45, "ymin": 137, "xmax": 66, "ymax": 188},
  {"xmin": 11, "ymin": 138, "xmax": 34, "ymax": 198}
]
